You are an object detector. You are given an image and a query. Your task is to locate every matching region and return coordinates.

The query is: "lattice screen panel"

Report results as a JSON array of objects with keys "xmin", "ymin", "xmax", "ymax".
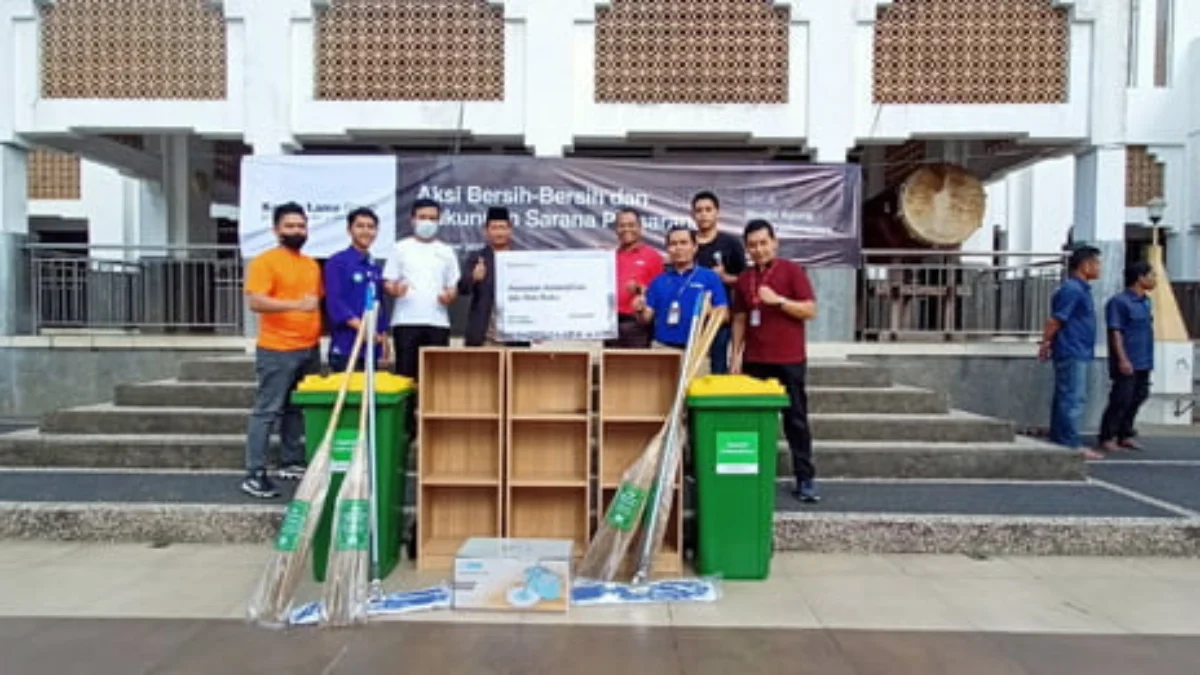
[
  {"xmin": 873, "ymin": 0, "xmax": 1069, "ymax": 104},
  {"xmin": 595, "ymin": 0, "xmax": 789, "ymax": 104},
  {"xmin": 1125, "ymin": 146, "xmax": 1164, "ymax": 208},
  {"xmin": 27, "ymin": 149, "xmax": 82, "ymax": 201},
  {"xmin": 40, "ymin": 0, "xmax": 227, "ymax": 99},
  {"xmin": 315, "ymin": 0, "xmax": 505, "ymax": 101}
]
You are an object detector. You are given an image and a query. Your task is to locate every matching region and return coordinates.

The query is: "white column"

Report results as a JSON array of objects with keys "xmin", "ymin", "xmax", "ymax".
[
  {"xmin": 509, "ymin": 0, "xmax": 577, "ymax": 156},
  {"xmin": 0, "ymin": 144, "xmax": 29, "ymax": 335},
  {"xmin": 223, "ymin": 0, "xmax": 300, "ymax": 154},
  {"xmin": 797, "ymin": 0, "xmax": 855, "ymax": 161}
]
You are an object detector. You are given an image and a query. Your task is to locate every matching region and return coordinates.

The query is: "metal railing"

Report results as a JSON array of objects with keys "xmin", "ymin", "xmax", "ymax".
[
  {"xmin": 857, "ymin": 249, "xmax": 1067, "ymax": 341},
  {"xmin": 27, "ymin": 244, "xmax": 245, "ymax": 334}
]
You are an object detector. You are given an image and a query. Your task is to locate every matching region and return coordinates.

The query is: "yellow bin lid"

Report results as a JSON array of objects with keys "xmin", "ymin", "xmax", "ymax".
[
  {"xmin": 296, "ymin": 372, "xmax": 414, "ymax": 395},
  {"xmin": 687, "ymin": 374, "xmax": 786, "ymax": 397}
]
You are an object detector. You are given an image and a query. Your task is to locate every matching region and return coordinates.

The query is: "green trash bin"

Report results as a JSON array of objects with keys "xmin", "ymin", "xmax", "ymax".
[
  {"xmin": 687, "ymin": 374, "xmax": 788, "ymax": 580},
  {"xmin": 292, "ymin": 372, "xmax": 414, "ymax": 583}
]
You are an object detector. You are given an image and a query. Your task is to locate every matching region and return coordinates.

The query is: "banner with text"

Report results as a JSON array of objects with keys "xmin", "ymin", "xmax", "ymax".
[
  {"xmin": 239, "ymin": 155, "xmax": 398, "ymax": 259},
  {"xmin": 493, "ymin": 249, "xmax": 618, "ymax": 342},
  {"xmin": 397, "ymin": 156, "xmax": 861, "ymax": 267}
]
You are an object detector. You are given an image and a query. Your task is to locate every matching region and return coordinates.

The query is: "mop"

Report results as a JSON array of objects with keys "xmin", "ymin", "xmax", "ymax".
[
  {"xmin": 246, "ymin": 313, "xmax": 371, "ymax": 628},
  {"xmin": 577, "ymin": 292, "xmax": 711, "ymax": 582},
  {"xmin": 320, "ymin": 283, "xmax": 383, "ymax": 626}
]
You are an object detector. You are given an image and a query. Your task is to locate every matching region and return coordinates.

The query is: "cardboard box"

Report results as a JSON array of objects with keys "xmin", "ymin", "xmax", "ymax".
[{"xmin": 453, "ymin": 538, "xmax": 573, "ymax": 612}]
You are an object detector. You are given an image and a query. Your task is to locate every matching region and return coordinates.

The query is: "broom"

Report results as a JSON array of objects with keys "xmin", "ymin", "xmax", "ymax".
[
  {"xmin": 245, "ymin": 309, "xmax": 372, "ymax": 627},
  {"xmin": 578, "ymin": 292, "xmax": 713, "ymax": 581},
  {"xmin": 633, "ymin": 299, "xmax": 726, "ymax": 583},
  {"xmin": 320, "ymin": 287, "xmax": 380, "ymax": 627}
]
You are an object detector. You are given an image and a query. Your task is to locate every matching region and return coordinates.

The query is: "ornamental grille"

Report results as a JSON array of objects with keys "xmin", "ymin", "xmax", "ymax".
[
  {"xmin": 315, "ymin": 0, "xmax": 505, "ymax": 101},
  {"xmin": 594, "ymin": 0, "xmax": 790, "ymax": 104},
  {"xmin": 1125, "ymin": 146, "xmax": 1164, "ymax": 208},
  {"xmin": 27, "ymin": 149, "xmax": 81, "ymax": 201},
  {"xmin": 39, "ymin": 0, "xmax": 227, "ymax": 100},
  {"xmin": 873, "ymin": 0, "xmax": 1069, "ymax": 104}
]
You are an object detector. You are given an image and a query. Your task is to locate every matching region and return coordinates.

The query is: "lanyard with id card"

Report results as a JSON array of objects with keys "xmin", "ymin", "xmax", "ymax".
[
  {"xmin": 666, "ymin": 268, "xmax": 698, "ymax": 326},
  {"xmin": 750, "ymin": 263, "xmax": 777, "ymax": 328}
]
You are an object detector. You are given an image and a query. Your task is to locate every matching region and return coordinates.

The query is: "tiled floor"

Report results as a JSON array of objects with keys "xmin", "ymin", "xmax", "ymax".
[{"xmin": 3, "ymin": 543, "xmax": 1200, "ymax": 637}]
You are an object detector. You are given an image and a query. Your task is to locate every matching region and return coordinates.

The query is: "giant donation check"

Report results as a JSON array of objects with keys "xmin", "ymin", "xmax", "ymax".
[{"xmin": 494, "ymin": 250, "xmax": 618, "ymax": 342}]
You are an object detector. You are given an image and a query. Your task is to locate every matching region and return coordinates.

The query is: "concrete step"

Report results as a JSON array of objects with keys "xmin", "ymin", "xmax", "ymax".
[
  {"xmin": 41, "ymin": 405, "xmax": 248, "ymax": 436},
  {"xmin": 792, "ymin": 439, "xmax": 1084, "ymax": 481},
  {"xmin": 37, "ymin": 405, "xmax": 1009, "ymax": 442},
  {"xmin": 809, "ymin": 411, "xmax": 1013, "ymax": 443},
  {"xmin": 177, "ymin": 356, "xmax": 895, "ymax": 389},
  {"xmin": 114, "ymin": 380, "xmax": 945, "ymax": 415},
  {"xmin": 3, "ymin": 470, "xmax": 1196, "ymax": 557}
]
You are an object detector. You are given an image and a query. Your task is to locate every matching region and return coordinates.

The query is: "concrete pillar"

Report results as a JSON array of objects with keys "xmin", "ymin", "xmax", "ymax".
[
  {"xmin": 0, "ymin": 144, "xmax": 30, "ymax": 336},
  {"xmin": 162, "ymin": 135, "xmax": 216, "ymax": 250},
  {"xmin": 510, "ymin": 0, "xmax": 577, "ymax": 156}
]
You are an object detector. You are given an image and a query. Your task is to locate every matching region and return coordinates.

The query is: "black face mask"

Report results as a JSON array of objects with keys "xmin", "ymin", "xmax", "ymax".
[{"xmin": 279, "ymin": 234, "xmax": 307, "ymax": 251}]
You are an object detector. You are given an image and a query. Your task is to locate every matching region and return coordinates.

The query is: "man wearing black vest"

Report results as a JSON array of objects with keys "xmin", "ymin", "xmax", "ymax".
[{"xmin": 458, "ymin": 206, "xmax": 531, "ymax": 348}]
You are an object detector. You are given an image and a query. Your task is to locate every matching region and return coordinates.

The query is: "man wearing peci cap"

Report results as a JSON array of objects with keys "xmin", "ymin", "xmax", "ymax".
[{"xmin": 458, "ymin": 206, "xmax": 531, "ymax": 347}]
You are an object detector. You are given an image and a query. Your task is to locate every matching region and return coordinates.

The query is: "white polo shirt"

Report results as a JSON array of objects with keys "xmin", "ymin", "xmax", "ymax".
[{"xmin": 382, "ymin": 237, "xmax": 461, "ymax": 328}]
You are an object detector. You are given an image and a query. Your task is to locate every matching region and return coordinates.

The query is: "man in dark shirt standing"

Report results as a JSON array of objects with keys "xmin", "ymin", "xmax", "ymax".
[
  {"xmin": 1098, "ymin": 261, "xmax": 1156, "ymax": 452},
  {"xmin": 1038, "ymin": 246, "xmax": 1104, "ymax": 459},
  {"xmin": 323, "ymin": 207, "xmax": 388, "ymax": 372},
  {"xmin": 691, "ymin": 191, "xmax": 745, "ymax": 374},
  {"xmin": 730, "ymin": 220, "xmax": 820, "ymax": 503},
  {"xmin": 458, "ymin": 206, "xmax": 530, "ymax": 347}
]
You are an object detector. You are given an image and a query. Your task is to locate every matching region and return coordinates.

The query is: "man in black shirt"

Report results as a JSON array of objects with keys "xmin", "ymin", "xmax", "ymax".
[{"xmin": 691, "ymin": 190, "xmax": 745, "ymax": 374}]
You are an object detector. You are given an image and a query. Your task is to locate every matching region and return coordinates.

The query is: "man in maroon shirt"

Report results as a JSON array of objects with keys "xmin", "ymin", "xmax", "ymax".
[
  {"xmin": 730, "ymin": 219, "xmax": 820, "ymax": 503},
  {"xmin": 608, "ymin": 208, "xmax": 664, "ymax": 348}
]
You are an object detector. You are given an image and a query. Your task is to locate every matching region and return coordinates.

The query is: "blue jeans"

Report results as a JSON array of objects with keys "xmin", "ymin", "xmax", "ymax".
[
  {"xmin": 1050, "ymin": 359, "xmax": 1089, "ymax": 449},
  {"xmin": 709, "ymin": 324, "xmax": 731, "ymax": 375},
  {"xmin": 245, "ymin": 346, "xmax": 320, "ymax": 474}
]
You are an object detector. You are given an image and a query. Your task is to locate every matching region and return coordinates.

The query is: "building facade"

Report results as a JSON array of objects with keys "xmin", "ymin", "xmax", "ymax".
[{"xmin": 1, "ymin": 0, "xmax": 1197, "ymax": 339}]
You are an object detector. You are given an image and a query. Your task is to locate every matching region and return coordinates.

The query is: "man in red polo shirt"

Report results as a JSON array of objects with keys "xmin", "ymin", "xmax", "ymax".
[
  {"xmin": 730, "ymin": 219, "xmax": 820, "ymax": 503},
  {"xmin": 608, "ymin": 207, "xmax": 664, "ymax": 348}
]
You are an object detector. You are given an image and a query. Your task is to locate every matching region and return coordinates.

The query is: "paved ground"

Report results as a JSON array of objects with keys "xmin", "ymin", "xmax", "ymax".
[
  {"xmin": 3, "ymin": 618, "xmax": 1200, "ymax": 674},
  {"xmin": 4, "ymin": 544, "xmax": 1200, "ymax": 672}
]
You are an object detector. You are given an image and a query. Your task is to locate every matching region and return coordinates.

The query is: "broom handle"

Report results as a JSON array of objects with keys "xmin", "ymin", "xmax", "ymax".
[
  {"xmin": 633, "ymin": 291, "xmax": 709, "ymax": 582},
  {"xmin": 364, "ymin": 282, "xmax": 382, "ymax": 592},
  {"xmin": 316, "ymin": 308, "xmax": 373, "ymax": 451}
]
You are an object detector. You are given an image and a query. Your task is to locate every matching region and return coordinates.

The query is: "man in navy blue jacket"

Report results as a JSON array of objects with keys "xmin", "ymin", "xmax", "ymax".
[{"xmin": 323, "ymin": 207, "xmax": 388, "ymax": 371}]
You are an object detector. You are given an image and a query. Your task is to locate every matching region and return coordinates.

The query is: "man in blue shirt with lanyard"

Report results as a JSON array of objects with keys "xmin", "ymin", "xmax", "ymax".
[
  {"xmin": 1037, "ymin": 245, "xmax": 1103, "ymax": 460},
  {"xmin": 1098, "ymin": 261, "xmax": 1156, "ymax": 452},
  {"xmin": 633, "ymin": 223, "xmax": 727, "ymax": 350},
  {"xmin": 322, "ymin": 207, "xmax": 388, "ymax": 371}
]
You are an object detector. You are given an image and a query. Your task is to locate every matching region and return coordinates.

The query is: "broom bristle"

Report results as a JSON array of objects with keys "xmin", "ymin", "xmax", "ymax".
[
  {"xmin": 321, "ymin": 441, "xmax": 372, "ymax": 626},
  {"xmin": 245, "ymin": 310, "xmax": 373, "ymax": 627},
  {"xmin": 578, "ymin": 432, "xmax": 665, "ymax": 580}
]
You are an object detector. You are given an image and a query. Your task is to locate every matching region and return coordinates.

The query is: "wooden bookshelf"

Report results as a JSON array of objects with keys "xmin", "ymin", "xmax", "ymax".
[
  {"xmin": 417, "ymin": 348, "xmax": 504, "ymax": 570},
  {"xmin": 506, "ymin": 350, "xmax": 592, "ymax": 555},
  {"xmin": 597, "ymin": 349, "xmax": 685, "ymax": 578}
]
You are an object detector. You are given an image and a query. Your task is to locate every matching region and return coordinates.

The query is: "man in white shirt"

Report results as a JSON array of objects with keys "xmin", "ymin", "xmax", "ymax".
[{"xmin": 383, "ymin": 198, "xmax": 461, "ymax": 379}]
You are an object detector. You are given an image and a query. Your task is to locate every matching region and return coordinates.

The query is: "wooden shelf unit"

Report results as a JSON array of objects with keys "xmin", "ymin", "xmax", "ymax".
[
  {"xmin": 417, "ymin": 348, "xmax": 505, "ymax": 570},
  {"xmin": 505, "ymin": 350, "xmax": 592, "ymax": 555},
  {"xmin": 597, "ymin": 349, "xmax": 685, "ymax": 578}
]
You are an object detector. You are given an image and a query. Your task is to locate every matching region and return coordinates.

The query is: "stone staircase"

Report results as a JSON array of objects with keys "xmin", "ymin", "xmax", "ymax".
[{"xmin": 5, "ymin": 353, "xmax": 1199, "ymax": 558}]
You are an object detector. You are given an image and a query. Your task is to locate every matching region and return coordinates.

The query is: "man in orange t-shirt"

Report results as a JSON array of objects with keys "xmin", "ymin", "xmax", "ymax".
[{"xmin": 240, "ymin": 202, "xmax": 323, "ymax": 499}]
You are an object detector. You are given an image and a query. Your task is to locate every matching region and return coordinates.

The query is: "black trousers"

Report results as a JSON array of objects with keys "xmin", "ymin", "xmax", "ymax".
[
  {"xmin": 392, "ymin": 325, "xmax": 451, "ymax": 379},
  {"xmin": 743, "ymin": 361, "xmax": 815, "ymax": 483},
  {"xmin": 1098, "ymin": 369, "xmax": 1151, "ymax": 443},
  {"xmin": 604, "ymin": 315, "xmax": 653, "ymax": 349}
]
